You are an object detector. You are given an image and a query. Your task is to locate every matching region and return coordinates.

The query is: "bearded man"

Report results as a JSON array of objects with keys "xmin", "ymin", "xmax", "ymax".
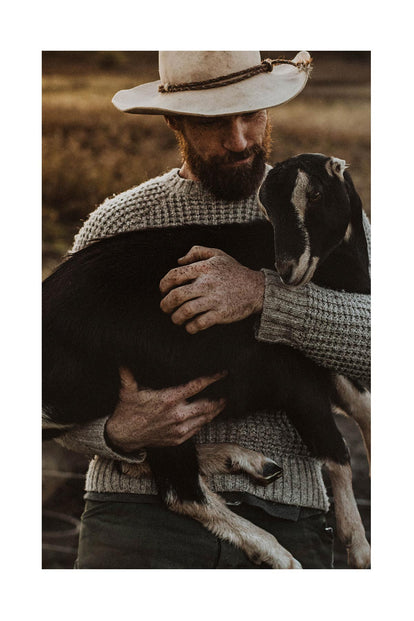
[{"xmin": 56, "ymin": 51, "xmax": 371, "ymax": 569}]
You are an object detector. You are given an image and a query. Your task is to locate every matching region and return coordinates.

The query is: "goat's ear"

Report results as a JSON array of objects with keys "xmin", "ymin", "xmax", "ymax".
[
  {"xmin": 325, "ymin": 157, "xmax": 347, "ymax": 182},
  {"xmin": 343, "ymin": 169, "xmax": 363, "ymax": 213}
]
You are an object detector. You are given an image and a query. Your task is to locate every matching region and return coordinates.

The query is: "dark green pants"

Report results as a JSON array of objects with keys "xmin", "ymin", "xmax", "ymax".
[{"xmin": 76, "ymin": 499, "xmax": 334, "ymax": 569}]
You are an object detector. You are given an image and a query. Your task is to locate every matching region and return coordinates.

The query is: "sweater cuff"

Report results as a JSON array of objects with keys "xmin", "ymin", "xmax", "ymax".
[
  {"xmin": 58, "ymin": 416, "xmax": 147, "ymax": 464},
  {"xmin": 256, "ymin": 268, "xmax": 309, "ymax": 347}
]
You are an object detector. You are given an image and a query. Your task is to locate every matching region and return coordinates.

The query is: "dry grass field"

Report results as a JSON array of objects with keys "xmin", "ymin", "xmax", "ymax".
[
  {"xmin": 42, "ymin": 51, "xmax": 370, "ymax": 275},
  {"xmin": 42, "ymin": 51, "xmax": 370, "ymax": 569}
]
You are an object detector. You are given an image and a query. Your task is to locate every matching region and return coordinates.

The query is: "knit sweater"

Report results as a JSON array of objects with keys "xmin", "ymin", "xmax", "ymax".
[{"xmin": 59, "ymin": 167, "xmax": 371, "ymax": 512}]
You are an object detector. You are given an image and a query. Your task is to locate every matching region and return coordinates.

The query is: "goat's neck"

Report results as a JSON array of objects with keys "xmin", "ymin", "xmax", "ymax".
[{"xmin": 312, "ymin": 210, "xmax": 370, "ymax": 294}]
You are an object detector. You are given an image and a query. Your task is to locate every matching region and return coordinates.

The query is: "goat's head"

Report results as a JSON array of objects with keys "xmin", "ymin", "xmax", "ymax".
[{"xmin": 258, "ymin": 153, "xmax": 355, "ymax": 287}]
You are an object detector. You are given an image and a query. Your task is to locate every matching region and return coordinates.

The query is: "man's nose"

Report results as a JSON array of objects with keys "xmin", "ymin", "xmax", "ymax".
[{"xmin": 222, "ymin": 117, "xmax": 249, "ymax": 152}]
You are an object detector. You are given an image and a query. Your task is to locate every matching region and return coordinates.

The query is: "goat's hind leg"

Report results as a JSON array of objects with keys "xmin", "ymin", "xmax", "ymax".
[
  {"xmin": 333, "ymin": 374, "xmax": 371, "ymax": 468},
  {"xmin": 277, "ymin": 368, "xmax": 350, "ymax": 465},
  {"xmin": 325, "ymin": 460, "xmax": 371, "ymax": 568},
  {"xmin": 267, "ymin": 362, "xmax": 370, "ymax": 568}
]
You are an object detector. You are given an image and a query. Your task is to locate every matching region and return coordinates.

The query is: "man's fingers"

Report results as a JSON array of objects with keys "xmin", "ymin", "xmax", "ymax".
[
  {"xmin": 165, "ymin": 371, "xmax": 227, "ymax": 402},
  {"xmin": 171, "ymin": 399, "xmax": 227, "ymax": 444},
  {"xmin": 178, "ymin": 245, "xmax": 225, "ymax": 265},
  {"xmin": 170, "ymin": 297, "xmax": 210, "ymax": 325},
  {"xmin": 185, "ymin": 311, "xmax": 220, "ymax": 334},
  {"xmin": 185, "ymin": 397, "xmax": 227, "ymax": 420},
  {"xmin": 159, "ymin": 262, "xmax": 204, "ymax": 296},
  {"xmin": 119, "ymin": 367, "xmax": 138, "ymax": 389},
  {"xmin": 160, "ymin": 283, "xmax": 199, "ymax": 314},
  {"xmin": 160, "ymin": 246, "xmax": 227, "ymax": 294}
]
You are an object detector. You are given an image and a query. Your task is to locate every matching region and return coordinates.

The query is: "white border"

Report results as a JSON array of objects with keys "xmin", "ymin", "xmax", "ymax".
[{"xmin": 3, "ymin": 0, "xmax": 413, "ymax": 618}]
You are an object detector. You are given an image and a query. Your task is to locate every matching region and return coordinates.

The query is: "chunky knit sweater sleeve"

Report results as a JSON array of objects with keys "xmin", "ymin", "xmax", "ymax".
[{"xmin": 256, "ymin": 213, "xmax": 371, "ymax": 385}]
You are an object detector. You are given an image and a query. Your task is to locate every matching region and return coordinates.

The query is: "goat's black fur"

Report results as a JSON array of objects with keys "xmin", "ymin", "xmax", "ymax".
[{"xmin": 43, "ymin": 154, "xmax": 370, "ymax": 505}]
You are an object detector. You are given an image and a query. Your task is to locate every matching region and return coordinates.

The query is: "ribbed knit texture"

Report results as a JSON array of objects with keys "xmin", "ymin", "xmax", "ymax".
[{"xmin": 59, "ymin": 167, "xmax": 371, "ymax": 512}]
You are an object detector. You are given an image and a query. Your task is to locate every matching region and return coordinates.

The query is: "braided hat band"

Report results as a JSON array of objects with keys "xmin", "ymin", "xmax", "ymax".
[
  {"xmin": 159, "ymin": 57, "xmax": 313, "ymax": 94},
  {"xmin": 112, "ymin": 51, "xmax": 313, "ymax": 116}
]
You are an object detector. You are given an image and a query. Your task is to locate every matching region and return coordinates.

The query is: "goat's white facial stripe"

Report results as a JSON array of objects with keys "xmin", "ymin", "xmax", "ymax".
[
  {"xmin": 291, "ymin": 170, "xmax": 310, "ymax": 221},
  {"xmin": 295, "ymin": 245, "xmax": 311, "ymax": 277},
  {"xmin": 291, "ymin": 254, "xmax": 319, "ymax": 286},
  {"xmin": 289, "ymin": 169, "xmax": 312, "ymax": 283}
]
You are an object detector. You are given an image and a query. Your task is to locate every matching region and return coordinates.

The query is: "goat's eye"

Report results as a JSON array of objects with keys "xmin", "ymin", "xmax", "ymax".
[{"xmin": 309, "ymin": 191, "xmax": 321, "ymax": 203}]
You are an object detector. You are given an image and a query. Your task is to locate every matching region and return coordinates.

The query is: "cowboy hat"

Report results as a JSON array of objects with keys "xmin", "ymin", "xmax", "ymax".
[{"xmin": 112, "ymin": 51, "xmax": 312, "ymax": 117}]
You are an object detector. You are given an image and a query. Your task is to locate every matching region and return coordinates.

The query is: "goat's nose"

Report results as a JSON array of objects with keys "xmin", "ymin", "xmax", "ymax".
[{"xmin": 276, "ymin": 261, "xmax": 294, "ymax": 284}]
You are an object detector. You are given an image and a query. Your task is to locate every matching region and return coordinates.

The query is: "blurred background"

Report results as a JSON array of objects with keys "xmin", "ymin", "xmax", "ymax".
[{"xmin": 42, "ymin": 50, "xmax": 370, "ymax": 569}]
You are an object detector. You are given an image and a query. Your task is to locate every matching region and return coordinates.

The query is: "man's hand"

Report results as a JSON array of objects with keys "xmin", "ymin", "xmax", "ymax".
[
  {"xmin": 159, "ymin": 246, "xmax": 265, "ymax": 334},
  {"xmin": 105, "ymin": 368, "xmax": 227, "ymax": 453}
]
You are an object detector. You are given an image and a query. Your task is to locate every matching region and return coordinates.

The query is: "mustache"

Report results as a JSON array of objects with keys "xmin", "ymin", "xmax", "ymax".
[{"xmin": 211, "ymin": 144, "xmax": 264, "ymax": 166}]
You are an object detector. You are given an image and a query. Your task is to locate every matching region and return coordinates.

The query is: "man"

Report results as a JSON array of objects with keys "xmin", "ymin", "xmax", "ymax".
[{"xmin": 57, "ymin": 51, "xmax": 370, "ymax": 569}]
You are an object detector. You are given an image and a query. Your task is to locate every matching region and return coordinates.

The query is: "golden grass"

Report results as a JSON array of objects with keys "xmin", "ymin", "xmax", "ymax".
[{"xmin": 42, "ymin": 55, "xmax": 370, "ymax": 276}]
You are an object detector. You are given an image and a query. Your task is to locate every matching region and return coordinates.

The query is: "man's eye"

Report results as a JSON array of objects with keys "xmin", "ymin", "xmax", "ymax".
[
  {"xmin": 242, "ymin": 112, "xmax": 259, "ymax": 120},
  {"xmin": 198, "ymin": 117, "xmax": 220, "ymax": 126}
]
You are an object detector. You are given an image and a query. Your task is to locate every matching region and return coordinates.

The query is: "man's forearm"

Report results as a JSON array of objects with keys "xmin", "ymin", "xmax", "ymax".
[{"xmin": 256, "ymin": 269, "xmax": 370, "ymax": 385}]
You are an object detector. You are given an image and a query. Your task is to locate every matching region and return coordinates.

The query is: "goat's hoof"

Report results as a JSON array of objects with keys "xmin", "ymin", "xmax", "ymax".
[
  {"xmin": 214, "ymin": 446, "xmax": 283, "ymax": 485},
  {"xmin": 347, "ymin": 539, "xmax": 371, "ymax": 569},
  {"xmin": 261, "ymin": 460, "xmax": 283, "ymax": 483},
  {"xmin": 249, "ymin": 549, "xmax": 302, "ymax": 569},
  {"xmin": 270, "ymin": 554, "xmax": 302, "ymax": 569},
  {"xmin": 244, "ymin": 529, "xmax": 302, "ymax": 569}
]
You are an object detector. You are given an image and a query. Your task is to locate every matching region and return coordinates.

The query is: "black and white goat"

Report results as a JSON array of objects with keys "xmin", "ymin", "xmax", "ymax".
[{"xmin": 43, "ymin": 153, "xmax": 370, "ymax": 569}]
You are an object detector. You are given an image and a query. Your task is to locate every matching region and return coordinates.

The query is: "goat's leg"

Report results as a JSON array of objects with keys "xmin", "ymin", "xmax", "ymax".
[
  {"xmin": 325, "ymin": 460, "xmax": 370, "ymax": 568},
  {"xmin": 121, "ymin": 443, "xmax": 283, "ymax": 485},
  {"xmin": 196, "ymin": 443, "xmax": 283, "ymax": 484},
  {"xmin": 166, "ymin": 476, "xmax": 302, "ymax": 569},
  {"xmin": 333, "ymin": 374, "xmax": 371, "ymax": 469},
  {"xmin": 120, "ymin": 461, "xmax": 152, "ymax": 477}
]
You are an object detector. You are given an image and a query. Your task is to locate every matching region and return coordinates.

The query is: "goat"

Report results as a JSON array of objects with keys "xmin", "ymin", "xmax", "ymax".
[{"xmin": 42, "ymin": 153, "xmax": 371, "ymax": 569}]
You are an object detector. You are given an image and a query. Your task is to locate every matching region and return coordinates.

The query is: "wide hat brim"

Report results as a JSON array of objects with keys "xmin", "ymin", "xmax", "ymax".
[{"xmin": 112, "ymin": 52, "xmax": 311, "ymax": 117}]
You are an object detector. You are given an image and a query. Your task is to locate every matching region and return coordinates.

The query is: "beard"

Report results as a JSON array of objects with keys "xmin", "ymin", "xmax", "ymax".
[{"xmin": 175, "ymin": 121, "xmax": 272, "ymax": 202}]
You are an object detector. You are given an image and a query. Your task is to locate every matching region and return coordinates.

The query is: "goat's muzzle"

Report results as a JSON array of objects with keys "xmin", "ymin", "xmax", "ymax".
[
  {"xmin": 276, "ymin": 255, "xmax": 319, "ymax": 288},
  {"xmin": 276, "ymin": 260, "xmax": 295, "ymax": 285}
]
